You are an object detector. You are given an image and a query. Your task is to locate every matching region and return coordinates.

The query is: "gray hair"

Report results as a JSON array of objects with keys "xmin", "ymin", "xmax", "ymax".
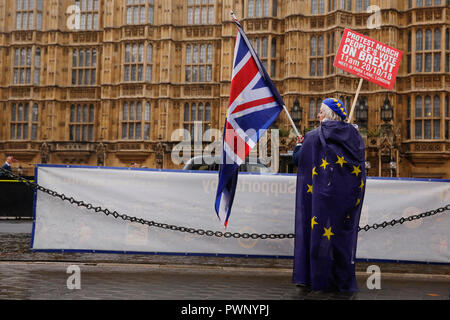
[{"xmin": 320, "ymin": 103, "xmax": 343, "ymax": 121}]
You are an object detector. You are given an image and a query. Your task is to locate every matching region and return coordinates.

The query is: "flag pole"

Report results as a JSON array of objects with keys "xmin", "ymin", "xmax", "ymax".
[
  {"xmin": 282, "ymin": 105, "xmax": 301, "ymax": 137},
  {"xmin": 230, "ymin": 11, "xmax": 301, "ymax": 138},
  {"xmin": 347, "ymin": 78, "xmax": 363, "ymax": 124}
]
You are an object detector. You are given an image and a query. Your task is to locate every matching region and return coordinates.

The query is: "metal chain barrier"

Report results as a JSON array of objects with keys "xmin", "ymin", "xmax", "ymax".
[{"xmin": 1, "ymin": 167, "xmax": 449, "ymax": 238}]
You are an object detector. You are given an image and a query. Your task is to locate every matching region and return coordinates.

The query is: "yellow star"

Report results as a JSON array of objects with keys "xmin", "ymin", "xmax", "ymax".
[
  {"xmin": 355, "ymin": 198, "xmax": 361, "ymax": 206},
  {"xmin": 359, "ymin": 179, "xmax": 365, "ymax": 190},
  {"xmin": 351, "ymin": 165, "xmax": 361, "ymax": 177},
  {"xmin": 311, "ymin": 216, "xmax": 318, "ymax": 229},
  {"xmin": 307, "ymin": 184, "xmax": 313, "ymax": 194},
  {"xmin": 323, "ymin": 227, "xmax": 334, "ymax": 240},
  {"xmin": 336, "ymin": 155, "xmax": 347, "ymax": 167},
  {"xmin": 320, "ymin": 158, "xmax": 329, "ymax": 170},
  {"xmin": 312, "ymin": 166, "xmax": 318, "ymax": 178}
]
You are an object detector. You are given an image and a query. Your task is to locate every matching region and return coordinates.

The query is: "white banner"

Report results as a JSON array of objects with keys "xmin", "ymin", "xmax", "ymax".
[{"xmin": 31, "ymin": 165, "xmax": 450, "ymax": 263}]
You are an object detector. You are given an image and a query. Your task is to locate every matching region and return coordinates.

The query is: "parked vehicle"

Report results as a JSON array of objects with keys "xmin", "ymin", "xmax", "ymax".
[{"xmin": 182, "ymin": 155, "xmax": 273, "ymax": 173}]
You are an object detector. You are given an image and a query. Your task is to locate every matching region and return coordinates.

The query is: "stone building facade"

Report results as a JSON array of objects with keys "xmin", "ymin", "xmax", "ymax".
[{"xmin": 0, "ymin": 0, "xmax": 449, "ymax": 178}]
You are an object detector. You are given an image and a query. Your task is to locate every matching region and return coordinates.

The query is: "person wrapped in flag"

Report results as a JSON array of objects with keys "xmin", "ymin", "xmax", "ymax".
[
  {"xmin": 292, "ymin": 98, "xmax": 366, "ymax": 293},
  {"xmin": 214, "ymin": 14, "xmax": 284, "ymax": 228}
]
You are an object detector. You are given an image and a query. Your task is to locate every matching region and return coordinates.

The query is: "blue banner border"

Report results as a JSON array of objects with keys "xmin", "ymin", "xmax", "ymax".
[{"xmin": 30, "ymin": 164, "xmax": 450, "ymax": 265}]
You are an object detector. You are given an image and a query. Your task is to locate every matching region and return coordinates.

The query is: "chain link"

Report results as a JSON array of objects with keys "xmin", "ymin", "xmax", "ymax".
[{"xmin": 1, "ymin": 167, "xmax": 449, "ymax": 238}]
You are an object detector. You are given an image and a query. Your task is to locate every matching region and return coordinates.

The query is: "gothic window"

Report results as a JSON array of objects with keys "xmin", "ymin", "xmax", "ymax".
[
  {"xmin": 187, "ymin": 0, "xmax": 214, "ymax": 24},
  {"xmin": 185, "ymin": 44, "xmax": 213, "ymax": 83},
  {"xmin": 326, "ymin": 32, "xmax": 335, "ymax": 75},
  {"xmin": 413, "ymin": 95, "xmax": 443, "ymax": 140},
  {"xmin": 13, "ymin": 47, "xmax": 41, "ymax": 85},
  {"xmin": 10, "ymin": 103, "xmax": 39, "ymax": 140},
  {"xmin": 338, "ymin": 0, "xmax": 352, "ymax": 11},
  {"xmin": 74, "ymin": 0, "xmax": 99, "ymax": 30},
  {"xmin": 328, "ymin": 0, "xmax": 336, "ymax": 11},
  {"xmin": 121, "ymin": 101, "xmax": 151, "ymax": 140},
  {"xmin": 124, "ymin": 43, "xmax": 153, "ymax": 82},
  {"xmin": 308, "ymin": 98, "xmax": 321, "ymax": 128},
  {"xmin": 247, "ymin": 0, "xmax": 276, "ymax": 17},
  {"xmin": 183, "ymin": 102, "xmax": 211, "ymax": 141},
  {"xmin": 311, "ymin": 0, "xmax": 325, "ymax": 14},
  {"xmin": 126, "ymin": 0, "xmax": 154, "ymax": 25},
  {"xmin": 310, "ymin": 35, "xmax": 324, "ymax": 76},
  {"xmin": 415, "ymin": 28, "xmax": 443, "ymax": 73},
  {"xmin": 356, "ymin": 0, "xmax": 370, "ymax": 11},
  {"xmin": 407, "ymin": 31, "xmax": 412, "ymax": 73},
  {"xmin": 69, "ymin": 104, "xmax": 95, "ymax": 141},
  {"xmin": 445, "ymin": 28, "xmax": 449, "ymax": 72},
  {"xmin": 15, "ymin": 0, "xmax": 43, "ymax": 30},
  {"xmin": 72, "ymin": 48, "xmax": 97, "ymax": 85}
]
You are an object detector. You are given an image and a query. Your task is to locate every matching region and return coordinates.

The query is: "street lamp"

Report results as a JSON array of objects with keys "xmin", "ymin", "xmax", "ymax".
[
  {"xmin": 389, "ymin": 157, "xmax": 397, "ymax": 177},
  {"xmin": 291, "ymin": 99, "xmax": 302, "ymax": 126},
  {"xmin": 380, "ymin": 95, "xmax": 393, "ymax": 123},
  {"xmin": 355, "ymin": 99, "xmax": 368, "ymax": 123},
  {"xmin": 291, "ymin": 99, "xmax": 302, "ymax": 122},
  {"xmin": 380, "ymin": 95, "xmax": 394, "ymax": 137},
  {"xmin": 365, "ymin": 159, "xmax": 371, "ymax": 175}
]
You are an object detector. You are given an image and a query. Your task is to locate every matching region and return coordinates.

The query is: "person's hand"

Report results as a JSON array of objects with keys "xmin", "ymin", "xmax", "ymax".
[{"xmin": 296, "ymin": 135, "xmax": 304, "ymax": 144}]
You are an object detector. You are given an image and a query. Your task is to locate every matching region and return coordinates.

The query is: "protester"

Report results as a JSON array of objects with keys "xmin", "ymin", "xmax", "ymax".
[{"xmin": 292, "ymin": 98, "xmax": 366, "ymax": 293}]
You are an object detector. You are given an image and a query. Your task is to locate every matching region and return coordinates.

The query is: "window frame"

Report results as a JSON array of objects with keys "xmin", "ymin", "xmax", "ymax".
[
  {"xmin": 13, "ymin": 46, "xmax": 41, "ymax": 85},
  {"xmin": 183, "ymin": 101, "xmax": 212, "ymax": 142},
  {"xmin": 71, "ymin": 48, "xmax": 98, "ymax": 86},
  {"xmin": 187, "ymin": 0, "xmax": 214, "ymax": 25},
  {"xmin": 125, "ymin": 0, "xmax": 155, "ymax": 25},
  {"xmin": 15, "ymin": 0, "xmax": 43, "ymax": 31},
  {"xmin": 10, "ymin": 102, "xmax": 39, "ymax": 141},
  {"xmin": 121, "ymin": 100, "xmax": 152, "ymax": 141},
  {"xmin": 411, "ymin": 95, "xmax": 444, "ymax": 140},
  {"xmin": 185, "ymin": 43, "xmax": 213, "ymax": 83},
  {"xmin": 69, "ymin": 103, "xmax": 95, "ymax": 142}
]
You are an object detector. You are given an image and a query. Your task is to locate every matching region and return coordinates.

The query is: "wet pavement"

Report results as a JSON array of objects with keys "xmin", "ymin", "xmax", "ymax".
[
  {"xmin": 0, "ymin": 221, "xmax": 449, "ymax": 303},
  {"xmin": 0, "ymin": 261, "xmax": 449, "ymax": 301}
]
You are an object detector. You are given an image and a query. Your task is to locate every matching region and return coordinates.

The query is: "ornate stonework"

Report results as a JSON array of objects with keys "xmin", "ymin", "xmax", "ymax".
[{"xmin": 0, "ymin": 1, "xmax": 448, "ymax": 178}]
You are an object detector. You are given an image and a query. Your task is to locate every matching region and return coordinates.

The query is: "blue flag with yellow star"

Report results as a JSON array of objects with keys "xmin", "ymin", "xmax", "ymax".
[{"xmin": 292, "ymin": 121, "xmax": 366, "ymax": 292}]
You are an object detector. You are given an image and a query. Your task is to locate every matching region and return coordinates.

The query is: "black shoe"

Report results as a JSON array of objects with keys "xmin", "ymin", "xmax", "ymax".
[
  {"xmin": 330, "ymin": 291, "xmax": 355, "ymax": 300},
  {"xmin": 295, "ymin": 284, "xmax": 311, "ymax": 294}
]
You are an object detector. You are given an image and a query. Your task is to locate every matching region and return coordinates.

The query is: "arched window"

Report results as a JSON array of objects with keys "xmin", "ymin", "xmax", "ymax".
[
  {"xmin": 434, "ymin": 29, "xmax": 441, "ymax": 50},
  {"xmin": 415, "ymin": 96, "xmax": 423, "ymax": 117},
  {"xmin": 424, "ymin": 96, "xmax": 432, "ymax": 117},
  {"xmin": 205, "ymin": 103, "xmax": 211, "ymax": 121},
  {"xmin": 198, "ymin": 103, "xmax": 203, "ymax": 121},
  {"xmin": 416, "ymin": 30, "xmax": 423, "ymax": 50},
  {"xmin": 310, "ymin": 36, "xmax": 317, "ymax": 56},
  {"xmin": 433, "ymin": 95, "xmax": 441, "ymax": 117},
  {"xmin": 309, "ymin": 99, "xmax": 316, "ymax": 119},
  {"xmin": 121, "ymin": 101, "xmax": 151, "ymax": 140},
  {"xmin": 425, "ymin": 29, "xmax": 432, "ymax": 50},
  {"xmin": 191, "ymin": 103, "xmax": 197, "ymax": 121}
]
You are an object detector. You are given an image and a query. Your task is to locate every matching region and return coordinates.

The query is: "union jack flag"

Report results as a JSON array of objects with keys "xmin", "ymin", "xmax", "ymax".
[{"xmin": 214, "ymin": 17, "xmax": 284, "ymax": 228}]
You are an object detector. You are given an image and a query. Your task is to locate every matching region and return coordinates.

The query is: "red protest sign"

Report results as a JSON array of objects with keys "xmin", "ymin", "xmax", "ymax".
[{"xmin": 334, "ymin": 29, "xmax": 403, "ymax": 90}]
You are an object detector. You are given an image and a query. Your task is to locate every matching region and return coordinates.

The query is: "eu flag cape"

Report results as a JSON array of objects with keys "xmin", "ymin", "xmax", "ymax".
[{"xmin": 292, "ymin": 121, "xmax": 366, "ymax": 292}]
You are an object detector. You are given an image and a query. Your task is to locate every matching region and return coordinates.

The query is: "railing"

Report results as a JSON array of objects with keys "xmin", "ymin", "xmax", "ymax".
[{"xmin": 0, "ymin": 177, "xmax": 35, "ymax": 218}]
